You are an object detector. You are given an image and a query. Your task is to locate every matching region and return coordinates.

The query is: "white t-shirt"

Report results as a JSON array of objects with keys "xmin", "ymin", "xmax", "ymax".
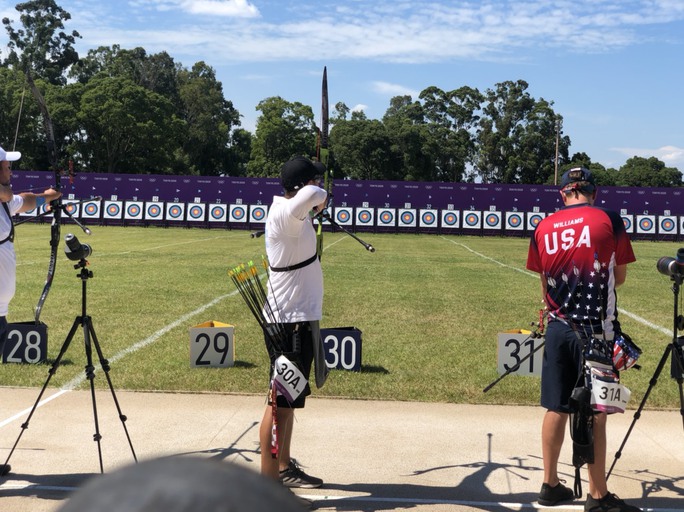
[
  {"xmin": 263, "ymin": 185, "xmax": 327, "ymax": 323},
  {"xmin": 0, "ymin": 195, "xmax": 23, "ymax": 316}
]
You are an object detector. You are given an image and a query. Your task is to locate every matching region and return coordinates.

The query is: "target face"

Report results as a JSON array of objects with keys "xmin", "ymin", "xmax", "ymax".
[
  {"xmin": 146, "ymin": 204, "xmax": 162, "ymax": 219},
  {"xmin": 621, "ymin": 215, "xmax": 633, "ymax": 233},
  {"xmin": 378, "ymin": 209, "xmax": 395, "ymax": 225},
  {"xmin": 506, "ymin": 212, "xmax": 523, "ymax": 230},
  {"xmin": 167, "ymin": 204, "xmax": 183, "ymax": 219},
  {"xmin": 658, "ymin": 216, "xmax": 676, "ymax": 233},
  {"xmin": 83, "ymin": 201, "xmax": 101, "ymax": 218},
  {"xmin": 399, "ymin": 209, "xmax": 416, "ymax": 227},
  {"xmin": 527, "ymin": 213, "xmax": 544, "ymax": 229},
  {"xmin": 419, "ymin": 210, "xmax": 437, "ymax": 227},
  {"xmin": 441, "ymin": 211, "xmax": 459, "ymax": 228},
  {"xmin": 209, "ymin": 204, "xmax": 227, "ymax": 222},
  {"xmin": 356, "ymin": 209, "xmax": 373, "ymax": 225},
  {"xmin": 249, "ymin": 205, "xmax": 267, "ymax": 223},
  {"xmin": 334, "ymin": 208, "xmax": 352, "ymax": 225},
  {"xmin": 188, "ymin": 205, "xmax": 205, "ymax": 220},
  {"xmin": 463, "ymin": 211, "xmax": 481, "ymax": 229},
  {"xmin": 484, "ymin": 212, "xmax": 502, "ymax": 229},
  {"xmin": 636, "ymin": 215, "xmax": 655, "ymax": 233}
]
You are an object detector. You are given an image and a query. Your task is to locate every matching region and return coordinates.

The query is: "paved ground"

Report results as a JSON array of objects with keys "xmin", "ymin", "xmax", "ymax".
[{"xmin": 1, "ymin": 387, "xmax": 683, "ymax": 511}]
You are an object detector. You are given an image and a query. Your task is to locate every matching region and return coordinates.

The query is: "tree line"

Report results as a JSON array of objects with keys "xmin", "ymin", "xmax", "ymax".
[{"xmin": 1, "ymin": 0, "xmax": 681, "ymax": 187}]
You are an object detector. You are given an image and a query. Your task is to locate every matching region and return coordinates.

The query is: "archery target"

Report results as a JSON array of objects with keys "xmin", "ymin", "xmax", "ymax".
[
  {"xmin": 505, "ymin": 212, "xmax": 524, "ymax": 231},
  {"xmin": 103, "ymin": 200, "xmax": 123, "ymax": 220},
  {"xmin": 621, "ymin": 214, "xmax": 634, "ymax": 233},
  {"xmin": 419, "ymin": 209, "xmax": 438, "ymax": 228},
  {"xmin": 208, "ymin": 203, "xmax": 227, "ymax": 223},
  {"xmin": 658, "ymin": 215, "xmax": 678, "ymax": 235},
  {"xmin": 64, "ymin": 201, "xmax": 80, "ymax": 218},
  {"xmin": 82, "ymin": 200, "xmax": 102, "ymax": 220},
  {"xmin": 398, "ymin": 209, "xmax": 416, "ymax": 228},
  {"xmin": 377, "ymin": 208, "xmax": 396, "ymax": 226},
  {"xmin": 441, "ymin": 210, "xmax": 460, "ymax": 229},
  {"xmin": 681, "ymin": 216, "xmax": 684, "ymax": 236},
  {"xmin": 187, "ymin": 203, "xmax": 206, "ymax": 222},
  {"xmin": 166, "ymin": 202, "xmax": 185, "ymax": 221},
  {"xmin": 356, "ymin": 208, "xmax": 374, "ymax": 226},
  {"xmin": 145, "ymin": 202, "xmax": 163, "ymax": 220},
  {"xmin": 526, "ymin": 212, "xmax": 546, "ymax": 231},
  {"xmin": 483, "ymin": 211, "xmax": 502, "ymax": 230},
  {"xmin": 636, "ymin": 215, "xmax": 655, "ymax": 234},
  {"xmin": 229, "ymin": 204, "xmax": 247, "ymax": 223},
  {"xmin": 462, "ymin": 210, "xmax": 482, "ymax": 230},
  {"xmin": 124, "ymin": 201, "xmax": 144, "ymax": 220},
  {"xmin": 333, "ymin": 207, "xmax": 353, "ymax": 226},
  {"xmin": 249, "ymin": 205, "xmax": 268, "ymax": 224}
]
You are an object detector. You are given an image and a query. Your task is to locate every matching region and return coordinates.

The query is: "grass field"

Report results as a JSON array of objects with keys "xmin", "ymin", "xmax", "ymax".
[{"xmin": 2, "ymin": 223, "xmax": 683, "ymax": 410}]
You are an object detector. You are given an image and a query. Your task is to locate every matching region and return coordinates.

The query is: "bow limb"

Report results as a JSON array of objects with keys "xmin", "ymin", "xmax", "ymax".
[
  {"xmin": 316, "ymin": 66, "xmax": 332, "ymax": 260},
  {"xmin": 25, "ymin": 71, "xmax": 62, "ymax": 325}
]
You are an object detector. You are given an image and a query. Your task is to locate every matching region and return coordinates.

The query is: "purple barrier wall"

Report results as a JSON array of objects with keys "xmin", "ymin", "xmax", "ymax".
[{"xmin": 11, "ymin": 171, "xmax": 684, "ymax": 240}]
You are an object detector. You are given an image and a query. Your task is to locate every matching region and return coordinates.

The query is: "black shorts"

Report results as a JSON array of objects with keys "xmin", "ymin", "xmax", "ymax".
[
  {"xmin": 265, "ymin": 321, "xmax": 315, "ymax": 409},
  {"xmin": 541, "ymin": 321, "xmax": 585, "ymax": 413}
]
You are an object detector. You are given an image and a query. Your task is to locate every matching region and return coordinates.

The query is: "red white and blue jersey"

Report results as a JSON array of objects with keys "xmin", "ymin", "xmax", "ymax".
[{"xmin": 527, "ymin": 204, "xmax": 635, "ymax": 337}]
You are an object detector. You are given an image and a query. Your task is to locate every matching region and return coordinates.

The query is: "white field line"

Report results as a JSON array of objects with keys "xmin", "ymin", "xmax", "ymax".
[
  {"xmin": 441, "ymin": 237, "xmax": 671, "ymax": 337},
  {"xmin": 1, "ymin": 236, "xmax": 347, "ymax": 427}
]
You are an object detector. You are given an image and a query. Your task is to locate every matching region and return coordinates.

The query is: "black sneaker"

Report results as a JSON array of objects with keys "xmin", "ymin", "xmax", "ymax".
[
  {"xmin": 279, "ymin": 459, "xmax": 323, "ymax": 489},
  {"xmin": 585, "ymin": 493, "xmax": 642, "ymax": 512},
  {"xmin": 538, "ymin": 481, "xmax": 574, "ymax": 506}
]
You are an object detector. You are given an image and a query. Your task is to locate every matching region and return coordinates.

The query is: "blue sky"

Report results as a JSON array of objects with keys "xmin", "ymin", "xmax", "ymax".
[{"xmin": 2, "ymin": 0, "xmax": 684, "ymax": 171}]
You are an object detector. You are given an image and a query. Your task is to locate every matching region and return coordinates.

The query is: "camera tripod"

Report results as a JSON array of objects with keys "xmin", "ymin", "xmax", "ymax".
[
  {"xmin": 607, "ymin": 274, "xmax": 684, "ymax": 478},
  {"xmin": 1, "ymin": 257, "xmax": 137, "ymax": 474}
]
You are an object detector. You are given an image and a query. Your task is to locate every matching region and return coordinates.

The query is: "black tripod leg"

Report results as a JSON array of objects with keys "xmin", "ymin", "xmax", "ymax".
[
  {"xmin": 2, "ymin": 317, "xmax": 82, "ymax": 471},
  {"xmin": 82, "ymin": 315, "xmax": 105, "ymax": 473},
  {"xmin": 607, "ymin": 344, "xmax": 673, "ymax": 479},
  {"xmin": 86, "ymin": 316, "xmax": 138, "ymax": 463}
]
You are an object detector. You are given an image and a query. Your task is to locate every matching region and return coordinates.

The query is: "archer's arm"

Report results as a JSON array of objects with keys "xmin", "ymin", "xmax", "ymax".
[{"xmin": 17, "ymin": 188, "xmax": 62, "ymax": 214}]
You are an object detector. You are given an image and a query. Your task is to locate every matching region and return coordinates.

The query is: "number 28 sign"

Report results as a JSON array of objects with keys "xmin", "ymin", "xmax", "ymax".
[{"xmin": 496, "ymin": 331, "xmax": 544, "ymax": 377}]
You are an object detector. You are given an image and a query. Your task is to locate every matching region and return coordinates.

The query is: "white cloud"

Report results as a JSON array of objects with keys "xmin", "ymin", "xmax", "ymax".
[
  {"xmin": 371, "ymin": 81, "xmax": 419, "ymax": 98},
  {"xmin": 351, "ymin": 104, "xmax": 368, "ymax": 113},
  {"xmin": 611, "ymin": 145, "xmax": 684, "ymax": 169},
  {"xmin": 180, "ymin": 0, "xmax": 259, "ymax": 18}
]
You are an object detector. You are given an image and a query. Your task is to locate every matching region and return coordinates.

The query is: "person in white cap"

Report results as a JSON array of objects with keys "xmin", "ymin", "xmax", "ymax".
[{"xmin": 0, "ymin": 145, "xmax": 61, "ymax": 357}]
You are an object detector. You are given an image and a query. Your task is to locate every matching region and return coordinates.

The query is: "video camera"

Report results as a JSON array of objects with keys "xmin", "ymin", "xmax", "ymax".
[
  {"xmin": 64, "ymin": 233, "xmax": 92, "ymax": 261},
  {"xmin": 657, "ymin": 248, "xmax": 684, "ymax": 278}
]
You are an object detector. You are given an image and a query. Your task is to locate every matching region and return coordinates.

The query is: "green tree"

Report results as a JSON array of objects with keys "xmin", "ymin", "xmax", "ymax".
[
  {"xmin": 616, "ymin": 156, "xmax": 682, "ymax": 187},
  {"xmin": 177, "ymin": 61, "xmax": 241, "ymax": 175},
  {"xmin": 2, "ymin": 0, "xmax": 80, "ymax": 86},
  {"xmin": 76, "ymin": 75, "xmax": 183, "ymax": 173},
  {"xmin": 247, "ymin": 96, "xmax": 316, "ymax": 177},
  {"xmin": 475, "ymin": 80, "xmax": 568, "ymax": 184},
  {"xmin": 329, "ymin": 118, "xmax": 397, "ymax": 180},
  {"xmin": 419, "ymin": 85, "xmax": 483, "ymax": 181}
]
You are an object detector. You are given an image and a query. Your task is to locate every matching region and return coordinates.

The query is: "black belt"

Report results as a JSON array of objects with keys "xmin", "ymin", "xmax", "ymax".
[{"xmin": 269, "ymin": 253, "xmax": 318, "ymax": 272}]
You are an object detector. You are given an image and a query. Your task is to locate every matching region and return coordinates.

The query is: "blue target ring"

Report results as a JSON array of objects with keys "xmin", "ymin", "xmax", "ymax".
[
  {"xmin": 442, "ymin": 212, "xmax": 458, "ymax": 226},
  {"xmin": 189, "ymin": 206, "xmax": 203, "ymax": 219},
  {"xmin": 168, "ymin": 206, "xmax": 183, "ymax": 219},
  {"xmin": 127, "ymin": 204, "xmax": 141, "ymax": 217},
  {"xmin": 421, "ymin": 212, "xmax": 436, "ymax": 225},
  {"xmin": 380, "ymin": 211, "xmax": 394, "ymax": 224},
  {"xmin": 401, "ymin": 211, "xmax": 415, "ymax": 224},
  {"xmin": 660, "ymin": 219, "xmax": 675, "ymax": 232},
  {"xmin": 465, "ymin": 213, "xmax": 479, "ymax": 227},
  {"xmin": 85, "ymin": 203, "xmax": 99, "ymax": 216},
  {"xmin": 210, "ymin": 206, "xmax": 225, "ymax": 220},
  {"xmin": 507, "ymin": 214, "xmax": 522, "ymax": 227},
  {"xmin": 639, "ymin": 218, "xmax": 653, "ymax": 231},
  {"xmin": 147, "ymin": 205, "xmax": 162, "ymax": 218},
  {"xmin": 529, "ymin": 214, "xmax": 543, "ymax": 227},
  {"xmin": 357, "ymin": 210, "xmax": 372, "ymax": 224},
  {"xmin": 107, "ymin": 204, "xmax": 121, "ymax": 216},
  {"xmin": 231, "ymin": 206, "xmax": 246, "ymax": 220},
  {"xmin": 485, "ymin": 213, "xmax": 500, "ymax": 227},
  {"xmin": 336, "ymin": 210, "xmax": 350, "ymax": 223},
  {"xmin": 622, "ymin": 217, "xmax": 632, "ymax": 231},
  {"xmin": 251, "ymin": 207, "xmax": 266, "ymax": 221}
]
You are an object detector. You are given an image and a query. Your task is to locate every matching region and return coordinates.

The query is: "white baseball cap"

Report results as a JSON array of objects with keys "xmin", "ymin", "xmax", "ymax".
[{"xmin": 0, "ymin": 146, "xmax": 21, "ymax": 162}]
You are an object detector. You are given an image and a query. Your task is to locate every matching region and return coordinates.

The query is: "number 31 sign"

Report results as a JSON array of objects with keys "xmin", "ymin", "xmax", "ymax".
[{"xmin": 496, "ymin": 331, "xmax": 544, "ymax": 377}]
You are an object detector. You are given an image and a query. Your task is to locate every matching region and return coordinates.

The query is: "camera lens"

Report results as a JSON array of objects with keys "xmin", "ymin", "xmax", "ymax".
[{"xmin": 64, "ymin": 233, "xmax": 92, "ymax": 261}]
